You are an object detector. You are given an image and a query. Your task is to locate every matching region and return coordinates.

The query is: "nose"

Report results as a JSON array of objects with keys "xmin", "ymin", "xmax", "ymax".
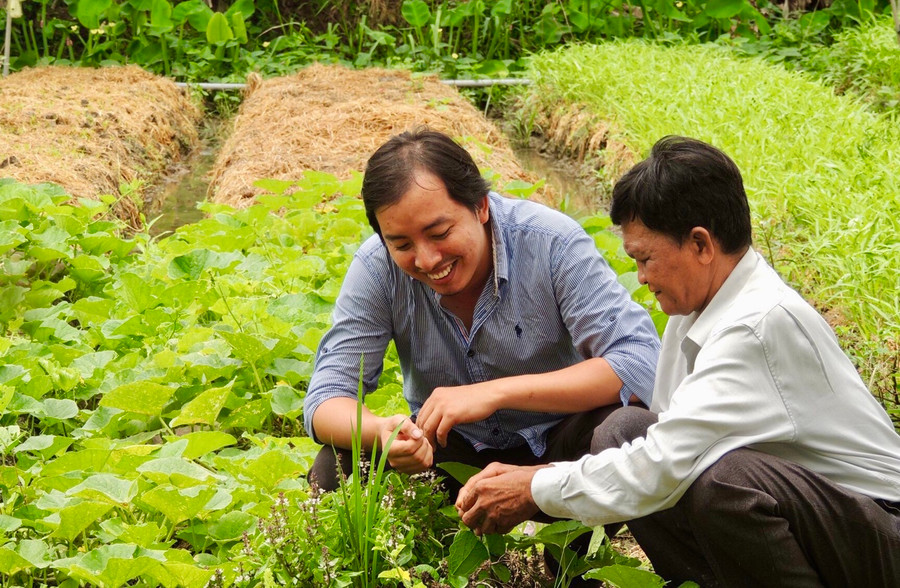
[
  {"xmin": 636, "ymin": 263, "xmax": 647, "ymax": 285},
  {"xmin": 414, "ymin": 242, "xmax": 441, "ymax": 272}
]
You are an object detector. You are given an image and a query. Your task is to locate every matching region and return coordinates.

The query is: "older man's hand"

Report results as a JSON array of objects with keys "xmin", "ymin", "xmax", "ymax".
[{"xmin": 455, "ymin": 462, "xmax": 549, "ymax": 535}]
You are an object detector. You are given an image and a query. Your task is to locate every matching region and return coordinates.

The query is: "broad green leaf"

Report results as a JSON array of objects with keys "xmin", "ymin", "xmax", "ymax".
[
  {"xmin": 401, "ymin": 0, "xmax": 431, "ymax": 26},
  {"xmin": 218, "ymin": 330, "xmax": 270, "ymax": 363},
  {"xmin": 0, "ymin": 539, "xmax": 51, "ymax": 575},
  {"xmin": 172, "ymin": 0, "xmax": 213, "ymax": 30},
  {"xmin": 219, "ymin": 397, "xmax": 270, "ymax": 430},
  {"xmin": 72, "ymin": 350, "xmax": 117, "ymax": 379},
  {"xmin": 241, "ymin": 448, "xmax": 303, "ymax": 490},
  {"xmin": 55, "ymin": 544, "xmax": 163, "ymax": 588},
  {"xmin": 137, "ymin": 456, "xmax": 219, "ymax": 487},
  {"xmin": 703, "ymin": 0, "xmax": 746, "ymax": 19},
  {"xmin": 205, "ymin": 12, "xmax": 233, "ymax": 44},
  {"xmin": 48, "ymin": 501, "xmax": 114, "ymax": 541},
  {"xmin": 150, "ymin": 0, "xmax": 174, "ymax": 33},
  {"xmin": 0, "ymin": 424, "xmax": 22, "ymax": 452},
  {"xmin": 14, "ymin": 434, "xmax": 73, "ymax": 458},
  {"xmin": 448, "ymin": 529, "xmax": 489, "ymax": 577},
  {"xmin": 437, "ymin": 462, "xmax": 481, "ymax": 485},
  {"xmin": 269, "ymin": 385, "xmax": 303, "ymax": 418},
  {"xmin": 0, "ymin": 514, "xmax": 22, "ymax": 532},
  {"xmin": 0, "ymin": 220, "xmax": 26, "ymax": 253},
  {"xmin": 534, "ymin": 519, "xmax": 592, "ymax": 548},
  {"xmin": 207, "ymin": 510, "xmax": 255, "ymax": 541},
  {"xmin": 100, "ymin": 381, "xmax": 175, "ymax": 415},
  {"xmin": 224, "ymin": 0, "xmax": 254, "ymax": 20},
  {"xmin": 584, "ymin": 564, "xmax": 666, "ymax": 587},
  {"xmin": 67, "ymin": 473, "xmax": 138, "ymax": 505},
  {"xmin": 230, "ymin": 11, "xmax": 247, "ymax": 44},
  {"xmin": 75, "ymin": 0, "xmax": 113, "ymax": 31},
  {"xmin": 170, "ymin": 380, "xmax": 234, "ymax": 427},
  {"xmin": 41, "ymin": 398, "xmax": 79, "ymax": 420},
  {"xmin": 140, "ymin": 484, "xmax": 217, "ymax": 524},
  {"xmin": 167, "ymin": 431, "xmax": 237, "ymax": 460}
]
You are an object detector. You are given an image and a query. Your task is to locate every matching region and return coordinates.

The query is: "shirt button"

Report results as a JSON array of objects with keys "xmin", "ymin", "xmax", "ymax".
[
  {"xmin": 491, "ymin": 428, "xmax": 500, "ymax": 436},
  {"xmin": 466, "ymin": 349, "xmax": 475, "ymax": 358}
]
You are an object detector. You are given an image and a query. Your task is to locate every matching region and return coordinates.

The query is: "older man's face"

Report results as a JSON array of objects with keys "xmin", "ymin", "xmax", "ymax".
[{"xmin": 621, "ymin": 220, "xmax": 713, "ymax": 316}]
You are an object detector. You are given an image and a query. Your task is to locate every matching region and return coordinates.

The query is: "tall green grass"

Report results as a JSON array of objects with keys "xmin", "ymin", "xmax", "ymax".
[{"xmin": 516, "ymin": 41, "xmax": 899, "ymax": 405}]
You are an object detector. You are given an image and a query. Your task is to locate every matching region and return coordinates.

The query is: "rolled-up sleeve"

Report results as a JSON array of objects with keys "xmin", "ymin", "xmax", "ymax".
[{"xmin": 303, "ymin": 242, "xmax": 394, "ymax": 442}]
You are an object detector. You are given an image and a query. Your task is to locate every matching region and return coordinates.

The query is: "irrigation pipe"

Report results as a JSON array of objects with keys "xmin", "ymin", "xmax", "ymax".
[{"xmin": 174, "ymin": 78, "xmax": 532, "ymax": 91}]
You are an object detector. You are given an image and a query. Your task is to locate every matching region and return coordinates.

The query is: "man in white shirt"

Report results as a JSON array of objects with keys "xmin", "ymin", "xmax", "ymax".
[{"xmin": 455, "ymin": 135, "xmax": 900, "ymax": 586}]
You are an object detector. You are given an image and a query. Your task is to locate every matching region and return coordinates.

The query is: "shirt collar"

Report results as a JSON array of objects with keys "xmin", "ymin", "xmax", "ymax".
[
  {"xmin": 487, "ymin": 193, "xmax": 508, "ymax": 297},
  {"xmin": 683, "ymin": 247, "xmax": 759, "ymax": 348}
]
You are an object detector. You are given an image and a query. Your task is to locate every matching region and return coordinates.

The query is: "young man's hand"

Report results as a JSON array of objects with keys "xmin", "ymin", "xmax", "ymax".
[
  {"xmin": 416, "ymin": 382, "xmax": 501, "ymax": 448},
  {"xmin": 455, "ymin": 462, "xmax": 546, "ymax": 535},
  {"xmin": 378, "ymin": 414, "xmax": 434, "ymax": 474}
]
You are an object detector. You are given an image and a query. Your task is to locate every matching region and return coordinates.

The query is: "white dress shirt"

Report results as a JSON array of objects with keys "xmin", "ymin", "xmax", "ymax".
[{"xmin": 532, "ymin": 248, "xmax": 900, "ymax": 525}]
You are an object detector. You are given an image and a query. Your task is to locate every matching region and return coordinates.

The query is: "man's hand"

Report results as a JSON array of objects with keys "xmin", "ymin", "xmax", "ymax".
[
  {"xmin": 455, "ymin": 462, "xmax": 547, "ymax": 536},
  {"xmin": 417, "ymin": 383, "xmax": 500, "ymax": 448},
  {"xmin": 379, "ymin": 414, "xmax": 434, "ymax": 474}
]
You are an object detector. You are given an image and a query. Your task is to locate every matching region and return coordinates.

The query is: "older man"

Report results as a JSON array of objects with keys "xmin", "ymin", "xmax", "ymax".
[{"xmin": 456, "ymin": 136, "xmax": 900, "ymax": 586}]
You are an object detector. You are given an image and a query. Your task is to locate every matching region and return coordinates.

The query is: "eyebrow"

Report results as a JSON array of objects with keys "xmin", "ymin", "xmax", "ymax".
[{"xmin": 383, "ymin": 217, "xmax": 451, "ymax": 241}]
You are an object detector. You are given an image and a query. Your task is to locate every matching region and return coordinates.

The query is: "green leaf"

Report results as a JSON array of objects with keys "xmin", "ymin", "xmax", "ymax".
[
  {"xmin": 0, "ymin": 539, "xmax": 51, "ymax": 575},
  {"xmin": 534, "ymin": 519, "xmax": 593, "ymax": 548},
  {"xmin": 448, "ymin": 529, "xmax": 489, "ymax": 577},
  {"xmin": 41, "ymin": 398, "xmax": 79, "ymax": 420},
  {"xmin": 149, "ymin": 0, "xmax": 174, "ymax": 33},
  {"xmin": 224, "ymin": 0, "xmax": 255, "ymax": 20},
  {"xmin": 0, "ymin": 514, "xmax": 22, "ymax": 532},
  {"xmin": 207, "ymin": 510, "xmax": 255, "ymax": 541},
  {"xmin": 230, "ymin": 11, "xmax": 248, "ymax": 44},
  {"xmin": 702, "ymin": 0, "xmax": 747, "ymax": 19},
  {"xmin": 67, "ymin": 473, "xmax": 139, "ymax": 505},
  {"xmin": 584, "ymin": 564, "xmax": 666, "ymax": 587},
  {"xmin": 168, "ymin": 431, "xmax": 237, "ymax": 460},
  {"xmin": 139, "ymin": 484, "xmax": 217, "ymax": 524},
  {"xmin": 136, "ymin": 457, "xmax": 219, "ymax": 487},
  {"xmin": 172, "ymin": 0, "xmax": 212, "ymax": 30},
  {"xmin": 437, "ymin": 462, "xmax": 481, "ymax": 485},
  {"xmin": 205, "ymin": 12, "xmax": 233, "ymax": 44},
  {"xmin": 401, "ymin": 0, "xmax": 432, "ymax": 27},
  {"xmin": 48, "ymin": 501, "xmax": 115, "ymax": 541},
  {"xmin": 100, "ymin": 381, "xmax": 175, "ymax": 415},
  {"xmin": 170, "ymin": 380, "xmax": 234, "ymax": 428},
  {"xmin": 269, "ymin": 385, "xmax": 303, "ymax": 418},
  {"xmin": 75, "ymin": 0, "xmax": 113, "ymax": 30}
]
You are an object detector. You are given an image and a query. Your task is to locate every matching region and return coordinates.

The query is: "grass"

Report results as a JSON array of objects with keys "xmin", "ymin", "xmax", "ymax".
[{"xmin": 513, "ymin": 40, "xmax": 899, "ymax": 412}]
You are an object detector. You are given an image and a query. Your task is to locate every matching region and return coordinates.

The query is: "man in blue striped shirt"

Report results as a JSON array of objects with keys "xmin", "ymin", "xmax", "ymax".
[{"xmin": 303, "ymin": 129, "xmax": 660, "ymax": 504}]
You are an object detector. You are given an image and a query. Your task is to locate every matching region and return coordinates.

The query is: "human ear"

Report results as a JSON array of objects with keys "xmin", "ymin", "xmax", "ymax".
[
  {"xmin": 690, "ymin": 227, "xmax": 716, "ymax": 264},
  {"xmin": 476, "ymin": 195, "xmax": 490, "ymax": 224}
]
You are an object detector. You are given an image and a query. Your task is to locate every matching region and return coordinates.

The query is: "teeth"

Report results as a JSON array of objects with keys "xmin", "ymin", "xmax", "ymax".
[{"xmin": 428, "ymin": 263, "xmax": 452, "ymax": 280}]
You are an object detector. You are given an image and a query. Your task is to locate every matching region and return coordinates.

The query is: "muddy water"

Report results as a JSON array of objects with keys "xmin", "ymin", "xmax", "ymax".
[
  {"xmin": 512, "ymin": 146, "xmax": 610, "ymax": 219},
  {"xmin": 146, "ymin": 144, "xmax": 216, "ymax": 237}
]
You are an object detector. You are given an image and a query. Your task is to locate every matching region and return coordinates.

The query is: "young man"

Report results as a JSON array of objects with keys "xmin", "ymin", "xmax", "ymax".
[
  {"xmin": 303, "ymin": 128, "xmax": 660, "ymax": 498},
  {"xmin": 456, "ymin": 136, "xmax": 900, "ymax": 586}
]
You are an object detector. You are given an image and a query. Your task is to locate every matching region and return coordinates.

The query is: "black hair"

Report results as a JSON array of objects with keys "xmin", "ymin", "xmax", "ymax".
[
  {"xmin": 610, "ymin": 135, "xmax": 752, "ymax": 254},
  {"xmin": 361, "ymin": 128, "xmax": 492, "ymax": 235}
]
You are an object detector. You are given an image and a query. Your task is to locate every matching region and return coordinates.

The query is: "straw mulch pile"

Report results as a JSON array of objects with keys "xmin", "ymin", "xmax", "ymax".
[
  {"xmin": 0, "ymin": 65, "xmax": 201, "ymax": 226},
  {"xmin": 209, "ymin": 64, "xmax": 555, "ymax": 207}
]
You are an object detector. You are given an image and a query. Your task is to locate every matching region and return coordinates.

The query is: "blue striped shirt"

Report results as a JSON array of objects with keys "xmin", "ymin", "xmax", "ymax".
[{"xmin": 304, "ymin": 193, "xmax": 660, "ymax": 456}]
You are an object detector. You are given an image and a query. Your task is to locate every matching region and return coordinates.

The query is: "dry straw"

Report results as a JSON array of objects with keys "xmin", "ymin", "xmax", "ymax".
[
  {"xmin": 208, "ymin": 64, "xmax": 555, "ymax": 207},
  {"xmin": 0, "ymin": 65, "xmax": 201, "ymax": 226}
]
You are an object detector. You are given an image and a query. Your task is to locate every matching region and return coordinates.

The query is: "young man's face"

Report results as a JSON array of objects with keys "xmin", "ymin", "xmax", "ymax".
[
  {"xmin": 621, "ymin": 219, "xmax": 711, "ymax": 316},
  {"xmin": 376, "ymin": 170, "xmax": 492, "ymax": 302}
]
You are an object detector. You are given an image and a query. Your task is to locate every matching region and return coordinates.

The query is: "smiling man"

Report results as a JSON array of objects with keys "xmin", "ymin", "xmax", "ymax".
[
  {"xmin": 302, "ymin": 129, "xmax": 660, "ymax": 528},
  {"xmin": 455, "ymin": 135, "xmax": 900, "ymax": 586}
]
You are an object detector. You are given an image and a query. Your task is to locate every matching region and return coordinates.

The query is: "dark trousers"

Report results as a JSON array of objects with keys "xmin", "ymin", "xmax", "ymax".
[
  {"xmin": 309, "ymin": 403, "xmax": 622, "ymax": 500},
  {"xmin": 592, "ymin": 406, "xmax": 900, "ymax": 587}
]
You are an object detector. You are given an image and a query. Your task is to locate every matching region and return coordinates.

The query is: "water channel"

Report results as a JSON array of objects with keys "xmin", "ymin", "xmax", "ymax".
[{"xmin": 147, "ymin": 135, "xmax": 608, "ymax": 237}]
